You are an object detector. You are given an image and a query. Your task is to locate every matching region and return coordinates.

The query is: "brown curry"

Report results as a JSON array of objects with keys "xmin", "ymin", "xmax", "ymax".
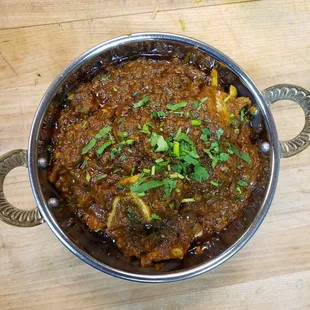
[{"xmin": 48, "ymin": 57, "xmax": 262, "ymax": 267}]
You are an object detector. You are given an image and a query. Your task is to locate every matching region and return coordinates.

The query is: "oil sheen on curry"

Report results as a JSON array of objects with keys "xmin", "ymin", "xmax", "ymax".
[{"xmin": 48, "ymin": 57, "xmax": 262, "ymax": 267}]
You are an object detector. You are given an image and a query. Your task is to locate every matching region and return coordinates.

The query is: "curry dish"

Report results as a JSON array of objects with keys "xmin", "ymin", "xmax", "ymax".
[{"xmin": 48, "ymin": 57, "xmax": 262, "ymax": 267}]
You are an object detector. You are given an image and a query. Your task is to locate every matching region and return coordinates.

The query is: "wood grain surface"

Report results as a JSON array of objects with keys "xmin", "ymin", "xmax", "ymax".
[{"xmin": 0, "ymin": 0, "xmax": 310, "ymax": 309}]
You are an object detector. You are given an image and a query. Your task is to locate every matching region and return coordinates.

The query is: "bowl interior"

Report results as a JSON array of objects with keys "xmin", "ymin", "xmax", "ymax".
[{"xmin": 31, "ymin": 34, "xmax": 276, "ymax": 281}]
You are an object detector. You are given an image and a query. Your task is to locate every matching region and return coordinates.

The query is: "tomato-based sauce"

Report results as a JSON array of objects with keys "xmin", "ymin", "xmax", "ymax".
[{"xmin": 48, "ymin": 57, "xmax": 262, "ymax": 267}]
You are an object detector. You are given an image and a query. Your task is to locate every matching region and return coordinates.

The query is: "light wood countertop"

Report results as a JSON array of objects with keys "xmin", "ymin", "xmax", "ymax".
[{"xmin": 0, "ymin": 1, "xmax": 310, "ymax": 309}]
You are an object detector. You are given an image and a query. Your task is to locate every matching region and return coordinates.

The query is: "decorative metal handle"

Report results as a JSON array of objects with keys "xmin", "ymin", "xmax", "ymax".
[
  {"xmin": 0, "ymin": 149, "xmax": 44, "ymax": 227},
  {"xmin": 263, "ymin": 84, "xmax": 310, "ymax": 158}
]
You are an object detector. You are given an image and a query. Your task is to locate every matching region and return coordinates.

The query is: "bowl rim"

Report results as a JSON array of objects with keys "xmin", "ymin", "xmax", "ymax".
[{"xmin": 28, "ymin": 32, "xmax": 280, "ymax": 283}]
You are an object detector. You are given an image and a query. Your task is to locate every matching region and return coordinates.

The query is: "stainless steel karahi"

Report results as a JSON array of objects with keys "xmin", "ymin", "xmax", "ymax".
[{"xmin": 0, "ymin": 33, "xmax": 309, "ymax": 283}]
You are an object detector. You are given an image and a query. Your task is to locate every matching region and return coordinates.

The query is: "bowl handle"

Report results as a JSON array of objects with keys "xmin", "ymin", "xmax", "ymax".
[
  {"xmin": 263, "ymin": 84, "xmax": 310, "ymax": 158},
  {"xmin": 0, "ymin": 149, "xmax": 44, "ymax": 227}
]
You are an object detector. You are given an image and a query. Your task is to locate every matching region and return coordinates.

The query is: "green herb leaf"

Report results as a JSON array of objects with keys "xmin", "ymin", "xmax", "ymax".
[
  {"xmin": 123, "ymin": 139, "xmax": 135, "ymax": 145},
  {"xmin": 218, "ymin": 153, "xmax": 229, "ymax": 162},
  {"xmin": 96, "ymin": 140, "xmax": 113, "ymax": 155},
  {"xmin": 81, "ymin": 138, "xmax": 97, "ymax": 155},
  {"xmin": 101, "ymin": 74, "xmax": 110, "ymax": 81},
  {"xmin": 82, "ymin": 121, "xmax": 88, "ymax": 128},
  {"xmin": 236, "ymin": 186, "xmax": 242, "ymax": 194},
  {"xmin": 94, "ymin": 173, "xmax": 107, "ymax": 181},
  {"xmin": 166, "ymin": 101, "xmax": 188, "ymax": 111},
  {"xmin": 130, "ymin": 180, "xmax": 164, "ymax": 194},
  {"xmin": 237, "ymin": 180, "xmax": 248, "ymax": 187},
  {"xmin": 133, "ymin": 94, "xmax": 148, "ymax": 109},
  {"xmin": 80, "ymin": 159, "xmax": 88, "ymax": 169},
  {"xmin": 169, "ymin": 172, "xmax": 184, "ymax": 179},
  {"xmin": 117, "ymin": 117, "xmax": 125, "ymax": 124},
  {"xmin": 119, "ymin": 155, "xmax": 127, "ymax": 161},
  {"xmin": 169, "ymin": 203, "xmax": 174, "ymax": 209},
  {"xmin": 191, "ymin": 119, "xmax": 201, "ymax": 126},
  {"xmin": 119, "ymin": 131, "xmax": 128, "ymax": 139},
  {"xmin": 216, "ymin": 128, "xmax": 224, "ymax": 140},
  {"xmin": 132, "ymin": 91, "xmax": 138, "ymax": 97},
  {"xmin": 151, "ymin": 111, "xmax": 167, "ymax": 118},
  {"xmin": 173, "ymin": 141, "xmax": 180, "ymax": 158},
  {"xmin": 200, "ymin": 128, "xmax": 211, "ymax": 142},
  {"xmin": 228, "ymin": 144, "xmax": 251, "ymax": 164},
  {"xmin": 210, "ymin": 180, "xmax": 219, "ymax": 187},
  {"xmin": 149, "ymin": 213, "xmax": 161, "ymax": 221},
  {"xmin": 86, "ymin": 172, "xmax": 91, "ymax": 182},
  {"xmin": 95, "ymin": 126, "xmax": 112, "ymax": 139},
  {"xmin": 149, "ymin": 132, "xmax": 169, "ymax": 152},
  {"xmin": 140, "ymin": 122, "xmax": 152, "ymax": 135},
  {"xmin": 192, "ymin": 165, "xmax": 209, "ymax": 182},
  {"xmin": 162, "ymin": 178, "xmax": 177, "ymax": 199},
  {"xmin": 183, "ymin": 154, "xmax": 199, "ymax": 166}
]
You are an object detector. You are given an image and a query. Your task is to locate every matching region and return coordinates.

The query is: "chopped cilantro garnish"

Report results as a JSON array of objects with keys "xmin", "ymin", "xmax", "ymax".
[
  {"xmin": 151, "ymin": 111, "xmax": 167, "ymax": 118},
  {"xmin": 143, "ymin": 168, "xmax": 151, "ymax": 174},
  {"xmin": 119, "ymin": 131, "xmax": 128, "ymax": 139},
  {"xmin": 216, "ymin": 128, "xmax": 224, "ymax": 140},
  {"xmin": 117, "ymin": 117, "xmax": 125, "ymax": 124},
  {"xmin": 162, "ymin": 178, "xmax": 177, "ymax": 199},
  {"xmin": 183, "ymin": 154, "xmax": 199, "ymax": 166},
  {"xmin": 210, "ymin": 180, "xmax": 219, "ymax": 187},
  {"xmin": 149, "ymin": 132, "xmax": 169, "ymax": 152},
  {"xmin": 169, "ymin": 203, "xmax": 174, "ymax": 209},
  {"xmin": 94, "ymin": 173, "xmax": 107, "ymax": 181},
  {"xmin": 193, "ymin": 97, "xmax": 208, "ymax": 110},
  {"xmin": 132, "ymin": 91, "xmax": 138, "ymax": 97},
  {"xmin": 96, "ymin": 140, "xmax": 113, "ymax": 155},
  {"xmin": 149, "ymin": 213, "xmax": 161, "ymax": 221},
  {"xmin": 174, "ymin": 129, "xmax": 193, "ymax": 144},
  {"xmin": 123, "ymin": 139, "xmax": 135, "ymax": 145},
  {"xmin": 191, "ymin": 119, "xmax": 201, "ymax": 126},
  {"xmin": 236, "ymin": 186, "xmax": 242, "ymax": 194},
  {"xmin": 95, "ymin": 126, "xmax": 112, "ymax": 139},
  {"xmin": 101, "ymin": 74, "xmax": 110, "ymax": 81},
  {"xmin": 218, "ymin": 153, "xmax": 229, "ymax": 162},
  {"xmin": 166, "ymin": 101, "xmax": 188, "ymax": 111},
  {"xmin": 140, "ymin": 122, "xmax": 152, "ymax": 135},
  {"xmin": 169, "ymin": 172, "xmax": 184, "ymax": 179},
  {"xmin": 119, "ymin": 155, "xmax": 127, "ymax": 161},
  {"xmin": 110, "ymin": 144, "xmax": 123, "ymax": 159},
  {"xmin": 130, "ymin": 180, "xmax": 164, "ymax": 194},
  {"xmin": 227, "ymin": 144, "xmax": 251, "ymax": 164},
  {"xmin": 86, "ymin": 172, "xmax": 91, "ymax": 182},
  {"xmin": 133, "ymin": 94, "xmax": 148, "ymax": 109},
  {"xmin": 200, "ymin": 128, "xmax": 211, "ymax": 142},
  {"xmin": 81, "ymin": 138, "xmax": 97, "ymax": 155},
  {"xmin": 192, "ymin": 164, "xmax": 209, "ymax": 182},
  {"xmin": 80, "ymin": 159, "xmax": 88, "ymax": 169},
  {"xmin": 237, "ymin": 180, "xmax": 248, "ymax": 187},
  {"xmin": 173, "ymin": 141, "xmax": 180, "ymax": 158}
]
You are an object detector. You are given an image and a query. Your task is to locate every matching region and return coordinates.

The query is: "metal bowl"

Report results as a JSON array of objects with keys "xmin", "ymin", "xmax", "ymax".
[{"xmin": 1, "ymin": 33, "xmax": 309, "ymax": 283}]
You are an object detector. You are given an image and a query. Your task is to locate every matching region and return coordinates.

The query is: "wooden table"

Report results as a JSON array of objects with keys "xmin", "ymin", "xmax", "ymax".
[{"xmin": 0, "ymin": 1, "xmax": 310, "ymax": 309}]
